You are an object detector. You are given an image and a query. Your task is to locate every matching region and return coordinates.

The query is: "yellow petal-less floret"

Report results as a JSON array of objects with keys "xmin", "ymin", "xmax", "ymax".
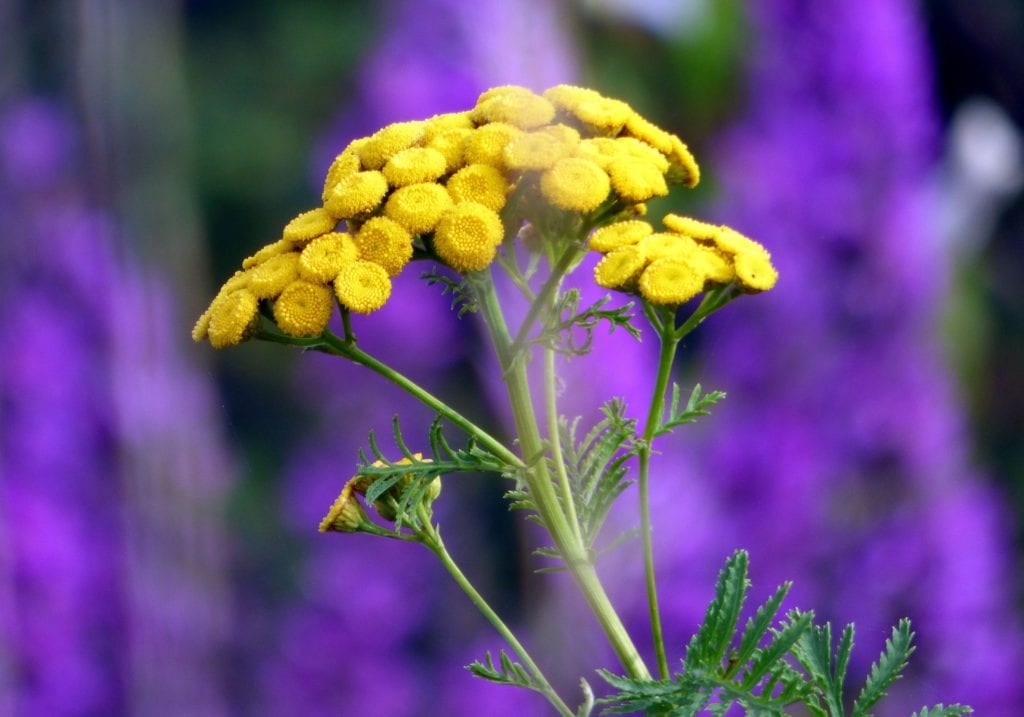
[
  {"xmin": 732, "ymin": 246, "xmax": 778, "ymax": 292},
  {"xmin": 668, "ymin": 135, "xmax": 700, "ymax": 188},
  {"xmin": 384, "ymin": 182, "xmax": 454, "ymax": 235},
  {"xmin": 422, "ymin": 111, "xmax": 474, "ymax": 142},
  {"xmin": 434, "ymin": 202, "xmax": 503, "ymax": 272},
  {"xmin": 463, "ymin": 123, "xmax": 522, "ymax": 167},
  {"xmin": 353, "ymin": 216, "xmax": 413, "ymax": 277},
  {"xmin": 543, "ymin": 84, "xmax": 604, "ymax": 113},
  {"xmin": 504, "ymin": 130, "xmax": 575, "ymax": 171},
  {"xmin": 573, "ymin": 96, "xmax": 634, "ymax": 134},
  {"xmin": 474, "ymin": 90, "xmax": 555, "ymax": 130},
  {"xmin": 382, "ymin": 147, "xmax": 448, "ymax": 187},
  {"xmin": 709, "ymin": 225, "xmax": 765, "ymax": 256},
  {"xmin": 273, "ymin": 280, "xmax": 335, "ymax": 337},
  {"xmin": 686, "ymin": 243, "xmax": 735, "ymax": 285},
  {"xmin": 299, "ymin": 232, "xmax": 360, "ymax": 283},
  {"xmin": 321, "ymin": 146, "xmax": 364, "ymax": 204},
  {"xmin": 589, "ymin": 220, "xmax": 654, "ymax": 252},
  {"xmin": 242, "ymin": 238, "xmax": 295, "ymax": 269},
  {"xmin": 636, "ymin": 233, "xmax": 696, "ymax": 263},
  {"xmin": 662, "ymin": 214, "xmax": 719, "ymax": 241},
  {"xmin": 623, "ymin": 113, "xmax": 675, "ymax": 155},
  {"xmin": 206, "ymin": 288, "xmax": 259, "ymax": 348},
  {"xmin": 608, "ymin": 157, "xmax": 669, "ymax": 202},
  {"xmin": 324, "ymin": 170, "xmax": 389, "ymax": 219},
  {"xmin": 283, "ymin": 208, "xmax": 337, "ymax": 244},
  {"xmin": 540, "ymin": 157, "xmax": 611, "ymax": 212},
  {"xmin": 247, "ymin": 252, "xmax": 301, "ymax": 298},
  {"xmin": 615, "ymin": 137, "xmax": 670, "ymax": 173},
  {"xmin": 334, "ymin": 260, "xmax": 392, "ymax": 314},
  {"xmin": 358, "ymin": 121, "xmax": 425, "ymax": 170},
  {"xmin": 639, "ymin": 258, "xmax": 705, "ymax": 306},
  {"xmin": 427, "ymin": 128, "xmax": 471, "ymax": 173},
  {"xmin": 593, "ymin": 246, "xmax": 646, "ymax": 290},
  {"xmin": 446, "ymin": 164, "xmax": 508, "ymax": 211}
]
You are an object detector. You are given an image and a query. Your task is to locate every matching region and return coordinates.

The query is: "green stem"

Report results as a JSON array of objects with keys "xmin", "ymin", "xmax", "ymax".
[
  {"xmin": 545, "ymin": 347, "xmax": 584, "ymax": 546},
  {"xmin": 507, "ymin": 245, "xmax": 582, "ymax": 361},
  {"xmin": 420, "ymin": 519, "xmax": 574, "ymax": 717}
]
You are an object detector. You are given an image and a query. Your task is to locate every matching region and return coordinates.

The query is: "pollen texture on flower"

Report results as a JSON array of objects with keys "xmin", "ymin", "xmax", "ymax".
[
  {"xmin": 540, "ymin": 157, "xmax": 610, "ymax": 212},
  {"xmin": 434, "ymin": 202, "xmax": 503, "ymax": 272},
  {"xmin": 334, "ymin": 260, "xmax": 392, "ymax": 314},
  {"xmin": 273, "ymin": 280, "xmax": 335, "ymax": 337},
  {"xmin": 353, "ymin": 216, "xmax": 413, "ymax": 277}
]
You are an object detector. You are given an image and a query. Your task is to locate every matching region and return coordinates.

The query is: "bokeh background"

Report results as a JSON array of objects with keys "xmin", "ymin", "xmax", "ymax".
[{"xmin": 2, "ymin": 0, "xmax": 1023, "ymax": 715}]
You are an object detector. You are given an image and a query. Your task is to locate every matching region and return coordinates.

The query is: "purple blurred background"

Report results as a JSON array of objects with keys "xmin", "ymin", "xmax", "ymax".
[{"xmin": 2, "ymin": 0, "xmax": 1023, "ymax": 714}]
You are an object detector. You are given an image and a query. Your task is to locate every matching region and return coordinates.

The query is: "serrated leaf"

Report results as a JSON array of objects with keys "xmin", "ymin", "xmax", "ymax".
[
  {"xmin": 911, "ymin": 705, "xmax": 973, "ymax": 717},
  {"xmin": 729, "ymin": 581, "xmax": 791, "ymax": 678},
  {"xmin": 655, "ymin": 383, "xmax": 727, "ymax": 437},
  {"xmin": 852, "ymin": 619, "xmax": 915, "ymax": 716}
]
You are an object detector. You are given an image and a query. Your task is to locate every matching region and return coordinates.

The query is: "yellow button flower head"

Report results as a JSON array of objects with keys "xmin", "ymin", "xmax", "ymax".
[
  {"xmin": 384, "ymin": 182, "xmax": 454, "ymax": 235},
  {"xmin": 324, "ymin": 170, "xmax": 389, "ymax": 219},
  {"xmin": 662, "ymin": 213, "xmax": 719, "ymax": 241},
  {"xmin": 709, "ymin": 225, "xmax": 766, "ymax": 257},
  {"xmin": 668, "ymin": 136, "xmax": 700, "ymax": 188},
  {"xmin": 283, "ymin": 207, "xmax": 337, "ymax": 244},
  {"xmin": 623, "ymin": 112, "xmax": 675, "ymax": 155},
  {"xmin": 446, "ymin": 164, "xmax": 508, "ymax": 211},
  {"xmin": 540, "ymin": 157, "xmax": 611, "ymax": 212},
  {"xmin": 353, "ymin": 216, "xmax": 413, "ymax": 277},
  {"xmin": 427, "ymin": 127, "xmax": 471, "ymax": 173},
  {"xmin": 690, "ymin": 244, "xmax": 735, "ymax": 285},
  {"xmin": 608, "ymin": 157, "xmax": 669, "ymax": 202},
  {"xmin": 321, "ymin": 145, "xmax": 363, "ymax": 203},
  {"xmin": 636, "ymin": 233, "xmax": 695, "ymax": 263},
  {"xmin": 639, "ymin": 258, "xmax": 705, "ymax": 306},
  {"xmin": 358, "ymin": 120, "xmax": 425, "ymax": 170},
  {"xmin": 504, "ymin": 129, "xmax": 576, "ymax": 171},
  {"xmin": 589, "ymin": 220, "xmax": 654, "ymax": 253},
  {"xmin": 242, "ymin": 238, "xmax": 295, "ymax": 269},
  {"xmin": 382, "ymin": 146, "xmax": 448, "ymax": 187},
  {"xmin": 434, "ymin": 201, "xmax": 503, "ymax": 272},
  {"xmin": 543, "ymin": 84, "xmax": 603, "ymax": 114},
  {"xmin": 573, "ymin": 137, "xmax": 620, "ymax": 169},
  {"xmin": 273, "ymin": 280, "xmax": 335, "ymax": 337},
  {"xmin": 732, "ymin": 244, "xmax": 778, "ymax": 292},
  {"xmin": 299, "ymin": 232, "xmax": 359, "ymax": 283},
  {"xmin": 574, "ymin": 96, "xmax": 633, "ymax": 134},
  {"xmin": 334, "ymin": 260, "xmax": 392, "ymax": 314},
  {"xmin": 206, "ymin": 288, "xmax": 259, "ymax": 348},
  {"xmin": 463, "ymin": 122, "xmax": 522, "ymax": 167},
  {"xmin": 615, "ymin": 137, "xmax": 670, "ymax": 173},
  {"xmin": 594, "ymin": 245, "xmax": 646, "ymax": 290},
  {"xmin": 422, "ymin": 111, "xmax": 474, "ymax": 141},
  {"xmin": 247, "ymin": 251, "xmax": 301, "ymax": 298},
  {"xmin": 473, "ymin": 87, "xmax": 556, "ymax": 129}
]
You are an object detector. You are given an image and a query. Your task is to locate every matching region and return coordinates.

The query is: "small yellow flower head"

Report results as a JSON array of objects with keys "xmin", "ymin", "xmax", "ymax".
[
  {"xmin": 685, "ymin": 242, "xmax": 735, "ymax": 285},
  {"xmin": 242, "ymin": 238, "xmax": 295, "ymax": 269},
  {"xmin": 353, "ymin": 216, "xmax": 413, "ymax": 277},
  {"xmin": 573, "ymin": 138, "xmax": 619, "ymax": 169},
  {"xmin": 321, "ymin": 146, "xmax": 363, "ymax": 204},
  {"xmin": 318, "ymin": 483, "xmax": 369, "ymax": 533},
  {"xmin": 384, "ymin": 182, "xmax": 454, "ymax": 235},
  {"xmin": 463, "ymin": 122, "xmax": 522, "ymax": 167},
  {"xmin": 543, "ymin": 84, "xmax": 603, "ymax": 114},
  {"xmin": 504, "ymin": 130, "xmax": 576, "ymax": 171},
  {"xmin": 668, "ymin": 135, "xmax": 701, "ymax": 188},
  {"xmin": 324, "ymin": 170, "xmax": 390, "ymax": 219},
  {"xmin": 358, "ymin": 120, "xmax": 425, "ymax": 170},
  {"xmin": 589, "ymin": 220, "xmax": 654, "ymax": 253},
  {"xmin": 283, "ymin": 207, "xmax": 337, "ymax": 244},
  {"xmin": 636, "ymin": 232, "xmax": 695, "ymax": 263},
  {"xmin": 446, "ymin": 164, "xmax": 508, "ymax": 212},
  {"xmin": 334, "ymin": 260, "xmax": 392, "ymax": 314},
  {"xmin": 473, "ymin": 88, "xmax": 556, "ymax": 129},
  {"xmin": 608, "ymin": 157, "xmax": 669, "ymax": 202},
  {"xmin": 422, "ymin": 111, "xmax": 474, "ymax": 142},
  {"xmin": 574, "ymin": 97, "xmax": 634, "ymax": 134},
  {"xmin": 709, "ymin": 225, "xmax": 765, "ymax": 256},
  {"xmin": 299, "ymin": 232, "xmax": 359, "ymax": 283},
  {"xmin": 382, "ymin": 146, "xmax": 448, "ymax": 187},
  {"xmin": 540, "ymin": 157, "xmax": 611, "ymax": 212},
  {"xmin": 732, "ymin": 245, "xmax": 778, "ymax": 292},
  {"xmin": 623, "ymin": 113, "xmax": 675, "ymax": 155},
  {"xmin": 427, "ymin": 127, "xmax": 471, "ymax": 173},
  {"xmin": 206, "ymin": 288, "xmax": 259, "ymax": 348},
  {"xmin": 615, "ymin": 137, "xmax": 670, "ymax": 173},
  {"xmin": 247, "ymin": 252, "xmax": 301, "ymax": 298},
  {"xmin": 639, "ymin": 258, "xmax": 705, "ymax": 306},
  {"xmin": 594, "ymin": 245, "xmax": 647, "ymax": 290},
  {"xmin": 273, "ymin": 280, "xmax": 335, "ymax": 337},
  {"xmin": 662, "ymin": 213, "xmax": 719, "ymax": 241},
  {"xmin": 434, "ymin": 201, "xmax": 503, "ymax": 272}
]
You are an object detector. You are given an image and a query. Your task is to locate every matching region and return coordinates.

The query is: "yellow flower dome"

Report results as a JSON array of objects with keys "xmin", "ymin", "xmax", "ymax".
[
  {"xmin": 504, "ymin": 130, "xmax": 576, "ymax": 171},
  {"xmin": 573, "ymin": 138, "xmax": 621, "ymax": 170},
  {"xmin": 247, "ymin": 252, "xmax": 301, "ymax": 298},
  {"xmin": 473, "ymin": 88, "xmax": 555, "ymax": 130},
  {"xmin": 324, "ymin": 170, "xmax": 389, "ymax": 219},
  {"xmin": 283, "ymin": 207, "xmax": 337, "ymax": 244},
  {"xmin": 206, "ymin": 288, "xmax": 259, "ymax": 348},
  {"xmin": 384, "ymin": 182, "xmax": 454, "ymax": 235},
  {"xmin": 446, "ymin": 164, "xmax": 508, "ymax": 212},
  {"xmin": 573, "ymin": 96, "xmax": 634, "ymax": 134},
  {"xmin": 321, "ymin": 145, "xmax": 363, "ymax": 204},
  {"xmin": 688, "ymin": 243, "xmax": 735, "ymax": 285},
  {"xmin": 463, "ymin": 123, "xmax": 522, "ymax": 167},
  {"xmin": 662, "ymin": 213, "xmax": 719, "ymax": 241},
  {"xmin": 273, "ymin": 280, "xmax": 335, "ymax": 337},
  {"xmin": 636, "ymin": 233, "xmax": 697, "ymax": 264},
  {"xmin": 299, "ymin": 232, "xmax": 360, "ymax": 283},
  {"xmin": 588, "ymin": 220, "xmax": 654, "ymax": 253},
  {"xmin": 358, "ymin": 120, "xmax": 425, "ymax": 170},
  {"xmin": 433, "ymin": 201, "xmax": 504, "ymax": 272},
  {"xmin": 668, "ymin": 136, "xmax": 700, "ymax": 188},
  {"xmin": 422, "ymin": 111, "xmax": 474, "ymax": 142},
  {"xmin": 638, "ymin": 258, "xmax": 705, "ymax": 306},
  {"xmin": 242, "ymin": 238, "xmax": 295, "ymax": 269},
  {"xmin": 543, "ymin": 84, "xmax": 603, "ymax": 114},
  {"xmin": 608, "ymin": 157, "xmax": 669, "ymax": 202},
  {"xmin": 732, "ymin": 245, "xmax": 778, "ymax": 292},
  {"xmin": 334, "ymin": 260, "xmax": 392, "ymax": 314},
  {"xmin": 382, "ymin": 147, "xmax": 448, "ymax": 187},
  {"xmin": 593, "ymin": 245, "xmax": 646, "ymax": 290},
  {"xmin": 353, "ymin": 216, "xmax": 413, "ymax": 277},
  {"xmin": 427, "ymin": 127, "xmax": 471, "ymax": 173},
  {"xmin": 615, "ymin": 137, "xmax": 670, "ymax": 173},
  {"xmin": 623, "ymin": 112, "xmax": 675, "ymax": 155},
  {"xmin": 540, "ymin": 157, "xmax": 611, "ymax": 212},
  {"xmin": 709, "ymin": 225, "xmax": 764, "ymax": 256}
]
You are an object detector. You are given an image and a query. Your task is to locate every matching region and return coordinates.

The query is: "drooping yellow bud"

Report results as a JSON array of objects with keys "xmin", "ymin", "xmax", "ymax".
[
  {"xmin": 382, "ymin": 147, "xmax": 448, "ymax": 187},
  {"xmin": 540, "ymin": 157, "xmax": 610, "ymax": 212},
  {"xmin": 358, "ymin": 121, "xmax": 425, "ymax": 170},
  {"xmin": 273, "ymin": 280, "xmax": 334, "ymax": 337},
  {"xmin": 608, "ymin": 157, "xmax": 669, "ymax": 202},
  {"xmin": 384, "ymin": 182, "xmax": 454, "ymax": 235},
  {"xmin": 247, "ymin": 252, "xmax": 301, "ymax": 298},
  {"xmin": 283, "ymin": 208, "xmax": 337, "ymax": 244},
  {"xmin": 433, "ymin": 201, "xmax": 503, "ymax": 272},
  {"xmin": 446, "ymin": 164, "xmax": 508, "ymax": 212},
  {"xmin": 318, "ymin": 482, "xmax": 369, "ymax": 533},
  {"xmin": 324, "ymin": 170, "xmax": 389, "ymax": 219},
  {"xmin": 299, "ymin": 232, "xmax": 360, "ymax": 283},
  {"xmin": 589, "ymin": 220, "xmax": 654, "ymax": 253},
  {"xmin": 463, "ymin": 123, "xmax": 522, "ymax": 167},
  {"xmin": 593, "ymin": 246, "xmax": 646, "ymax": 290},
  {"xmin": 334, "ymin": 260, "xmax": 392, "ymax": 314},
  {"xmin": 353, "ymin": 216, "xmax": 413, "ymax": 277},
  {"xmin": 206, "ymin": 288, "xmax": 259, "ymax": 348}
]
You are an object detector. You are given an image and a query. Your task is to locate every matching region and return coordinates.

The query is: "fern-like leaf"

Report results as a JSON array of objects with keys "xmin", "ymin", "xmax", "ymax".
[
  {"xmin": 656, "ymin": 383, "xmax": 727, "ymax": 437},
  {"xmin": 851, "ymin": 619, "xmax": 915, "ymax": 716},
  {"xmin": 910, "ymin": 705, "xmax": 973, "ymax": 717}
]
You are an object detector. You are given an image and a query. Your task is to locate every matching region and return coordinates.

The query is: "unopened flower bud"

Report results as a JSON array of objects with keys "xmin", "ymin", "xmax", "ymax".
[{"xmin": 318, "ymin": 483, "xmax": 369, "ymax": 533}]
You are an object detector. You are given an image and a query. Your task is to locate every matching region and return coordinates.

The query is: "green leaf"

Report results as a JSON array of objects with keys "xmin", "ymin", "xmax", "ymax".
[
  {"xmin": 467, "ymin": 650, "xmax": 540, "ymax": 692},
  {"xmin": 655, "ymin": 383, "xmax": 727, "ymax": 438},
  {"xmin": 852, "ymin": 619, "xmax": 915, "ymax": 716},
  {"xmin": 422, "ymin": 267, "xmax": 478, "ymax": 316},
  {"xmin": 535, "ymin": 291, "xmax": 642, "ymax": 358},
  {"xmin": 910, "ymin": 705, "xmax": 973, "ymax": 717},
  {"xmin": 729, "ymin": 581, "xmax": 791, "ymax": 678},
  {"xmin": 685, "ymin": 549, "xmax": 750, "ymax": 670}
]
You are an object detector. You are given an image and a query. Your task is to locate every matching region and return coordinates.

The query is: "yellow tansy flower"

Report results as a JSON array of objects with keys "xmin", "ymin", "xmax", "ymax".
[
  {"xmin": 318, "ymin": 482, "xmax": 368, "ymax": 533},
  {"xmin": 732, "ymin": 246, "xmax": 778, "ymax": 292},
  {"xmin": 358, "ymin": 120, "xmax": 425, "ymax": 170},
  {"xmin": 334, "ymin": 260, "xmax": 392, "ymax": 314},
  {"xmin": 573, "ymin": 96, "xmax": 634, "ymax": 134},
  {"xmin": 384, "ymin": 182, "xmax": 454, "ymax": 235},
  {"xmin": 639, "ymin": 258, "xmax": 705, "ymax": 306},
  {"xmin": 668, "ymin": 136, "xmax": 700, "ymax": 188},
  {"xmin": 636, "ymin": 233, "xmax": 696, "ymax": 263},
  {"xmin": 382, "ymin": 147, "xmax": 448, "ymax": 187},
  {"xmin": 422, "ymin": 111, "xmax": 474, "ymax": 142},
  {"xmin": 427, "ymin": 127, "xmax": 471, "ymax": 173},
  {"xmin": 504, "ymin": 130, "xmax": 575, "ymax": 171},
  {"xmin": 321, "ymin": 146, "xmax": 363, "ymax": 204},
  {"xmin": 709, "ymin": 225, "xmax": 765, "ymax": 256},
  {"xmin": 463, "ymin": 123, "xmax": 522, "ymax": 167},
  {"xmin": 446, "ymin": 164, "xmax": 508, "ymax": 211},
  {"xmin": 473, "ymin": 89, "xmax": 555, "ymax": 130},
  {"xmin": 662, "ymin": 214, "xmax": 719, "ymax": 241},
  {"xmin": 615, "ymin": 137, "xmax": 670, "ymax": 173},
  {"xmin": 353, "ymin": 216, "xmax": 413, "ymax": 277},
  {"xmin": 324, "ymin": 170, "xmax": 389, "ymax": 219},
  {"xmin": 608, "ymin": 157, "xmax": 669, "ymax": 202},
  {"xmin": 543, "ymin": 84, "xmax": 603, "ymax": 114},
  {"xmin": 283, "ymin": 207, "xmax": 337, "ymax": 244},
  {"xmin": 273, "ymin": 280, "xmax": 335, "ymax": 337},
  {"xmin": 206, "ymin": 288, "xmax": 259, "ymax": 349},
  {"xmin": 433, "ymin": 201, "xmax": 503, "ymax": 272},
  {"xmin": 593, "ymin": 245, "xmax": 646, "ymax": 290},
  {"xmin": 247, "ymin": 252, "xmax": 301, "ymax": 298},
  {"xmin": 589, "ymin": 220, "xmax": 654, "ymax": 253},
  {"xmin": 540, "ymin": 157, "xmax": 611, "ymax": 212},
  {"xmin": 242, "ymin": 238, "xmax": 295, "ymax": 269},
  {"xmin": 299, "ymin": 232, "xmax": 359, "ymax": 283},
  {"xmin": 623, "ymin": 112, "xmax": 675, "ymax": 155}
]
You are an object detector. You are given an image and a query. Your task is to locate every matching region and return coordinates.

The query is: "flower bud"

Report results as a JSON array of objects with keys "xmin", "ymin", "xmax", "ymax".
[{"xmin": 318, "ymin": 483, "xmax": 369, "ymax": 533}]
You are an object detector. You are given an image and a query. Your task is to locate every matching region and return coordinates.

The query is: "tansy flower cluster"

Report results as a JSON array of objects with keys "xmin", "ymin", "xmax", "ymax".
[
  {"xmin": 591, "ymin": 213, "xmax": 778, "ymax": 307},
  {"xmin": 193, "ymin": 84, "xmax": 761, "ymax": 348}
]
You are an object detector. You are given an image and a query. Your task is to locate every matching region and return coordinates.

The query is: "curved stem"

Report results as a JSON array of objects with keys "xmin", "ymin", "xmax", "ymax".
[{"xmin": 507, "ymin": 245, "xmax": 582, "ymax": 360}]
